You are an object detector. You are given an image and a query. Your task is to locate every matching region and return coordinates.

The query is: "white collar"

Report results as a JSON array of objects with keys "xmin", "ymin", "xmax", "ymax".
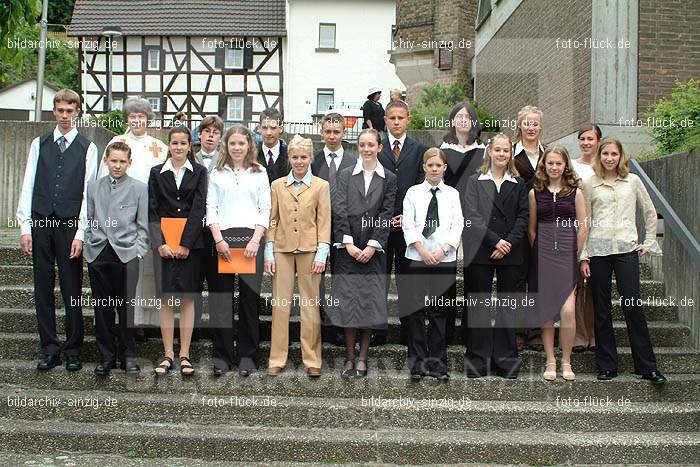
[
  {"xmin": 440, "ymin": 141, "xmax": 484, "ymax": 153},
  {"xmin": 388, "ymin": 133, "xmax": 406, "ymax": 148},
  {"xmin": 514, "ymin": 140, "xmax": 544, "ymax": 157},
  {"xmin": 262, "ymin": 140, "xmax": 281, "ymax": 157},
  {"xmin": 323, "ymin": 146, "xmax": 344, "ymax": 158},
  {"xmin": 220, "ymin": 164, "xmax": 251, "ymax": 173},
  {"xmin": 352, "ymin": 158, "xmax": 385, "ymax": 178},
  {"xmin": 478, "ymin": 170, "xmax": 518, "ymax": 184},
  {"xmin": 199, "ymin": 147, "xmax": 218, "ymax": 158},
  {"xmin": 53, "ymin": 127, "xmax": 78, "ymax": 145},
  {"xmin": 160, "ymin": 158, "xmax": 193, "ymax": 174},
  {"xmin": 420, "ymin": 179, "xmax": 447, "ymax": 192}
]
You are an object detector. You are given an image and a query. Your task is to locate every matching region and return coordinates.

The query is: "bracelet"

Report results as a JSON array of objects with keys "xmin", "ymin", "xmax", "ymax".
[{"xmin": 215, "ymin": 239, "xmax": 225, "ymax": 245}]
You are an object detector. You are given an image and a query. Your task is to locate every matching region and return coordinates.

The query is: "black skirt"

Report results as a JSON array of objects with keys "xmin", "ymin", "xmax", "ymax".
[{"xmin": 153, "ymin": 248, "xmax": 205, "ymax": 298}]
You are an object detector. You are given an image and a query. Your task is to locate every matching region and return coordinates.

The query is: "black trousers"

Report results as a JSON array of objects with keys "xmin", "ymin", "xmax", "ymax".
[
  {"xmin": 87, "ymin": 244, "xmax": 139, "ymax": 364},
  {"xmin": 31, "ymin": 215, "xmax": 84, "ymax": 357},
  {"xmin": 405, "ymin": 260, "xmax": 456, "ymax": 374},
  {"xmin": 209, "ymin": 249, "xmax": 264, "ymax": 371},
  {"xmin": 589, "ymin": 251, "xmax": 658, "ymax": 374},
  {"xmin": 464, "ymin": 263, "xmax": 520, "ymax": 377},
  {"xmin": 194, "ymin": 230, "xmax": 217, "ymax": 336},
  {"xmin": 375, "ymin": 230, "xmax": 412, "ymax": 345}
]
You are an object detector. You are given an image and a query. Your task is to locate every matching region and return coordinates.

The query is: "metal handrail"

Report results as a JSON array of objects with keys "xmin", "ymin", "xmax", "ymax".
[{"xmin": 630, "ymin": 158, "xmax": 700, "ymax": 268}]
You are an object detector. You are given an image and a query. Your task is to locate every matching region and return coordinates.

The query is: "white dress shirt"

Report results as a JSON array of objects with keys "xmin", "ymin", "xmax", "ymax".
[
  {"xmin": 402, "ymin": 180, "xmax": 464, "ymax": 262},
  {"xmin": 160, "ymin": 158, "xmax": 192, "ymax": 189},
  {"xmin": 16, "ymin": 126, "xmax": 99, "ymax": 241},
  {"xmin": 262, "ymin": 140, "xmax": 281, "ymax": 164},
  {"xmin": 337, "ymin": 159, "xmax": 386, "ymax": 251},
  {"xmin": 324, "ymin": 146, "xmax": 345, "ymax": 169},
  {"xmin": 207, "ymin": 165, "xmax": 271, "ymax": 230},
  {"xmin": 477, "ymin": 170, "xmax": 518, "ymax": 193}
]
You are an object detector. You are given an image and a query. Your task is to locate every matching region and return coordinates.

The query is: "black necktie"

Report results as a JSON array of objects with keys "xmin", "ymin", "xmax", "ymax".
[
  {"xmin": 423, "ymin": 187, "xmax": 439, "ymax": 238},
  {"xmin": 328, "ymin": 153, "xmax": 337, "ymax": 199},
  {"xmin": 267, "ymin": 149, "xmax": 275, "ymax": 179}
]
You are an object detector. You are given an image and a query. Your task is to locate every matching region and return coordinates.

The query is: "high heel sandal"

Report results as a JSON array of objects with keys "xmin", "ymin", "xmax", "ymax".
[
  {"xmin": 341, "ymin": 359, "xmax": 356, "ymax": 379},
  {"xmin": 543, "ymin": 361, "xmax": 557, "ymax": 381},
  {"xmin": 154, "ymin": 356, "xmax": 173, "ymax": 376},
  {"xmin": 179, "ymin": 356, "xmax": 195, "ymax": 377},
  {"xmin": 356, "ymin": 360, "xmax": 368, "ymax": 377},
  {"xmin": 562, "ymin": 362, "xmax": 576, "ymax": 381}
]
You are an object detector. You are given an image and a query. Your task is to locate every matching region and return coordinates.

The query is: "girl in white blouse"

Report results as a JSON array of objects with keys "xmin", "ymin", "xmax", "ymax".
[
  {"xmin": 579, "ymin": 136, "xmax": 665, "ymax": 384},
  {"xmin": 206, "ymin": 125, "xmax": 271, "ymax": 377}
]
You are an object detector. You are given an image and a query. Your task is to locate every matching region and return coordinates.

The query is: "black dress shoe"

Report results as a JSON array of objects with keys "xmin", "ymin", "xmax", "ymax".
[
  {"xmin": 410, "ymin": 371, "xmax": 424, "ymax": 381},
  {"xmin": 119, "ymin": 360, "xmax": 140, "ymax": 374},
  {"xmin": 213, "ymin": 366, "xmax": 228, "ymax": 377},
  {"xmin": 428, "ymin": 370, "xmax": 450, "ymax": 381},
  {"xmin": 597, "ymin": 370, "xmax": 618, "ymax": 380},
  {"xmin": 37, "ymin": 354, "xmax": 62, "ymax": 371},
  {"xmin": 641, "ymin": 371, "xmax": 667, "ymax": 384},
  {"xmin": 65, "ymin": 356, "xmax": 82, "ymax": 371},
  {"xmin": 495, "ymin": 370, "xmax": 518, "ymax": 380},
  {"xmin": 238, "ymin": 368, "xmax": 256, "ymax": 377},
  {"xmin": 94, "ymin": 362, "xmax": 116, "ymax": 376}
]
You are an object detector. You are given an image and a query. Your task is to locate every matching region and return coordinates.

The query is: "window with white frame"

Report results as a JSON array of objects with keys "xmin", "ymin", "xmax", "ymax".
[
  {"xmin": 225, "ymin": 48, "xmax": 244, "ymax": 69},
  {"xmin": 227, "ymin": 96, "xmax": 244, "ymax": 121},
  {"xmin": 147, "ymin": 49, "xmax": 160, "ymax": 71},
  {"xmin": 147, "ymin": 97, "xmax": 160, "ymax": 112},
  {"xmin": 319, "ymin": 23, "xmax": 336, "ymax": 49},
  {"xmin": 112, "ymin": 98, "xmax": 123, "ymax": 111},
  {"xmin": 316, "ymin": 89, "xmax": 334, "ymax": 114}
]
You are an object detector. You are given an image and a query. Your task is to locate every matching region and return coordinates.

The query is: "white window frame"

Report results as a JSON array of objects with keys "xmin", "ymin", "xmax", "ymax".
[
  {"xmin": 318, "ymin": 23, "xmax": 336, "ymax": 49},
  {"xmin": 225, "ymin": 48, "xmax": 244, "ymax": 69},
  {"xmin": 227, "ymin": 96, "xmax": 244, "ymax": 121},
  {"xmin": 147, "ymin": 49, "xmax": 160, "ymax": 71},
  {"xmin": 147, "ymin": 97, "xmax": 160, "ymax": 112},
  {"xmin": 112, "ymin": 98, "xmax": 123, "ymax": 111},
  {"xmin": 316, "ymin": 89, "xmax": 334, "ymax": 114}
]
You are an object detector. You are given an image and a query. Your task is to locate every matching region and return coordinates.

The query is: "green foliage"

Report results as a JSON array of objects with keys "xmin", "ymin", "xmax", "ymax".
[
  {"xmin": 48, "ymin": 0, "xmax": 75, "ymax": 25},
  {"xmin": 409, "ymin": 80, "xmax": 501, "ymax": 133},
  {"xmin": 645, "ymin": 79, "xmax": 700, "ymax": 156},
  {"xmin": 3, "ymin": 24, "xmax": 78, "ymax": 90},
  {"xmin": 0, "ymin": 0, "xmax": 40, "ymax": 83},
  {"xmin": 92, "ymin": 109, "xmax": 125, "ymax": 135}
]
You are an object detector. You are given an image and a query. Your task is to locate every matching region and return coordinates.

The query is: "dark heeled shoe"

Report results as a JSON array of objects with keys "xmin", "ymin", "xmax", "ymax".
[
  {"xmin": 356, "ymin": 360, "xmax": 368, "ymax": 377},
  {"xmin": 341, "ymin": 359, "xmax": 355, "ymax": 379}
]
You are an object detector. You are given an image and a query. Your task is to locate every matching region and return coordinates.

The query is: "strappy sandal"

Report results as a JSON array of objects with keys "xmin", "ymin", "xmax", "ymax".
[
  {"xmin": 179, "ymin": 356, "xmax": 194, "ymax": 377},
  {"xmin": 562, "ymin": 362, "xmax": 576, "ymax": 381},
  {"xmin": 341, "ymin": 359, "xmax": 355, "ymax": 379},
  {"xmin": 356, "ymin": 359, "xmax": 368, "ymax": 378},
  {"xmin": 154, "ymin": 356, "xmax": 173, "ymax": 376},
  {"xmin": 543, "ymin": 361, "xmax": 557, "ymax": 381}
]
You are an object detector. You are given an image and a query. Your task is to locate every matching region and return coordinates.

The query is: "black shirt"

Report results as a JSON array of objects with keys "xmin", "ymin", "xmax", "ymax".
[{"xmin": 361, "ymin": 99, "xmax": 385, "ymax": 132}]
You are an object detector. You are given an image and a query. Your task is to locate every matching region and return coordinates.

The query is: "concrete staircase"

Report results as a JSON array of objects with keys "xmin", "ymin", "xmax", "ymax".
[{"xmin": 0, "ymin": 231, "xmax": 698, "ymax": 464}]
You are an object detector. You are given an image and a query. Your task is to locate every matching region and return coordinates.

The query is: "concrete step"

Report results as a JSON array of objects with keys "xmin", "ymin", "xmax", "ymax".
[
  {"xmin": 0, "ymin": 265, "xmax": 667, "ymax": 300},
  {"xmin": 0, "ymin": 333, "xmax": 698, "ymax": 374},
  {"xmin": 0, "ymin": 286, "xmax": 682, "ymax": 323},
  {"xmin": 1, "ymin": 386, "xmax": 698, "ymax": 432},
  {"xmin": 0, "ymin": 307, "xmax": 690, "ymax": 347},
  {"xmin": 0, "ymin": 417, "xmax": 697, "ymax": 464}
]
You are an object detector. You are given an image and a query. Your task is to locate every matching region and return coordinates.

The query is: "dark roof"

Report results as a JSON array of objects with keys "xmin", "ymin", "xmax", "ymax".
[{"xmin": 68, "ymin": 0, "xmax": 286, "ymax": 37}]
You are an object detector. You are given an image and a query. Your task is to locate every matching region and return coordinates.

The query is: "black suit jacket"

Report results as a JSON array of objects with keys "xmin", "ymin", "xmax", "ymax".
[
  {"xmin": 513, "ymin": 143, "xmax": 543, "ymax": 191},
  {"xmin": 333, "ymin": 166, "xmax": 397, "ymax": 249},
  {"xmin": 378, "ymin": 136, "xmax": 427, "ymax": 215},
  {"xmin": 257, "ymin": 140, "xmax": 289, "ymax": 185},
  {"xmin": 311, "ymin": 148, "xmax": 358, "ymax": 181},
  {"xmin": 462, "ymin": 173, "xmax": 529, "ymax": 266},
  {"xmin": 148, "ymin": 161, "xmax": 208, "ymax": 250}
]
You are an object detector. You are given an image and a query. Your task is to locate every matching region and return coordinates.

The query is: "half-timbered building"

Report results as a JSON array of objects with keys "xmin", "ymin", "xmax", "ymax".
[{"xmin": 68, "ymin": 0, "xmax": 286, "ymax": 127}]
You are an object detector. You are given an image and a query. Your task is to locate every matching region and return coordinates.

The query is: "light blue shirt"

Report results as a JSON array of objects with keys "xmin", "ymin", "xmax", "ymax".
[{"xmin": 264, "ymin": 168, "xmax": 330, "ymax": 263}]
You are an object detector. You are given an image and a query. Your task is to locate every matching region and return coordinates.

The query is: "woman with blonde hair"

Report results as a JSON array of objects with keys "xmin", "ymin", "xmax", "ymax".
[
  {"xmin": 207, "ymin": 125, "xmax": 270, "ymax": 376},
  {"xmin": 580, "ymin": 136, "xmax": 666, "ymax": 384},
  {"xmin": 264, "ymin": 135, "xmax": 331, "ymax": 377},
  {"xmin": 528, "ymin": 144, "xmax": 587, "ymax": 381}
]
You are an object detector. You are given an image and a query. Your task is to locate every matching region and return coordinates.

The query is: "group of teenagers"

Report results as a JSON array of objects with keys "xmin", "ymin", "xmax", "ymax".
[{"xmin": 17, "ymin": 89, "xmax": 667, "ymax": 384}]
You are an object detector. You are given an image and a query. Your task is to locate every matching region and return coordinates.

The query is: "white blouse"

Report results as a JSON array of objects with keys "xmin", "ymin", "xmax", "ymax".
[{"xmin": 206, "ymin": 165, "xmax": 271, "ymax": 230}]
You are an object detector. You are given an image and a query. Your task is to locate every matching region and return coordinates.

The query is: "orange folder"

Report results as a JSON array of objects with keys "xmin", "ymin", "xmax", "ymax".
[
  {"xmin": 161, "ymin": 218, "xmax": 187, "ymax": 250},
  {"xmin": 218, "ymin": 248, "xmax": 256, "ymax": 274}
]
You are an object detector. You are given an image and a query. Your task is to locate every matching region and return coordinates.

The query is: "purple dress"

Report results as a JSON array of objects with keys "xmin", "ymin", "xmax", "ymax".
[{"xmin": 528, "ymin": 187, "xmax": 578, "ymax": 325}]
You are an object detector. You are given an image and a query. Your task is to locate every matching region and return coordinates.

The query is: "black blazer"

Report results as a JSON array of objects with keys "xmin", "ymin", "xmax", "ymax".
[
  {"xmin": 148, "ymin": 161, "xmax": 207, "ymax": 250},
  {"xmin": 462, "ymin": 173, "xmax": 529, "ymax": 266},
  {"xmin": 311, "ymin": 148, "xmax": 358, "ymax": 181},
  {"xmin": 443, "ymin": 146, "xmax": 485, "ymax": 205},
  {"xmin": 378, "ymin": 136, "xmax": 427, "ymax": 215},
  {"xmin": 257, "ymin": 140, "xmax": 289, "ymax": 184},
  {"xmin": 333, "ymin": 166, "xmax": 397, "ymax": 249},
  {"xmin": 513, "ymin": 143, "xmax": 543, "ymax": 191}
]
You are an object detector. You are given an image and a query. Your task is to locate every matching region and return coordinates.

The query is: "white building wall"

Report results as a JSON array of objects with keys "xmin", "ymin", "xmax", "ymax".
[
  {"xmin": 0, "ymin": 80, "xmax": 56, "ymax": 119},
  {"xmin": 285, "ymin": 0, "xmax": 404, "ymax": 123}
]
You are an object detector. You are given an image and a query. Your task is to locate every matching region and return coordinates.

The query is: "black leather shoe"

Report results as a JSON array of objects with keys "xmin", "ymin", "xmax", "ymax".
[
  {"xmin": 495, "ymin": 370, "xmax": 518, "ymax": 379},
  {"xmin": 213, "ymin": 366, "xmax": 228, "ymax": 377},
  {"xmin": 410, "ymin": 371, "xmax": 424, "ymax": 381},
  {"xmin": 37, "ymin": 354, "xmax": 62, "ymax": 371},
  {"xmin": 239, "ymin": 368, "xmax": 256, "ymax": 377},
  {"xmin": 597, "ymin": 370, "xmax": 618, "ymax": 380},
  {"xmin": 120, "ymin": 360, "xmax": 140, "ymax": 374},
  {"xmin": 428, "ymin": 370, "xmax": 450, "ymax": 381},
  {"xmin": 65, "ymin": 356, "xmax": 82, "ymax": 371},
  {"xmin": 94, "ymin": 362, "xmax": 116, "ymax": 376},
  {"xmin": 641, "ymin": 371, "xmax": 667, "ymax": 384}
]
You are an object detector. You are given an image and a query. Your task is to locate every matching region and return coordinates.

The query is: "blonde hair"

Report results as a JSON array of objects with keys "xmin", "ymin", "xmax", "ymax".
[
  {"xmin": 215, "ymin": 125, "xmax": 262, "ymax": 172},
  {"xmin": 514, "ymin": 105, "xmax": 543, "ymax": 143},
  {"xmin": 423, "ymin": 147, "xmax": 447, "ymax": 164},
  {"xmin": 479, "ymin": 133, "xmax": 519, "ymax": 177},
  {"xmin": 53, "ymin": 89, "xmax": 81, "ymax": 109},
  {"xmin": 534, "ymin": 144, "xmax": 581, "ymax": 196},
  {"xmin": 592, "ymin": 136, "xmax": 630, "ymax": 178},
  {"xmin": 287, "ymin": 134, "xmax": 314, "ymax": 159}
]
